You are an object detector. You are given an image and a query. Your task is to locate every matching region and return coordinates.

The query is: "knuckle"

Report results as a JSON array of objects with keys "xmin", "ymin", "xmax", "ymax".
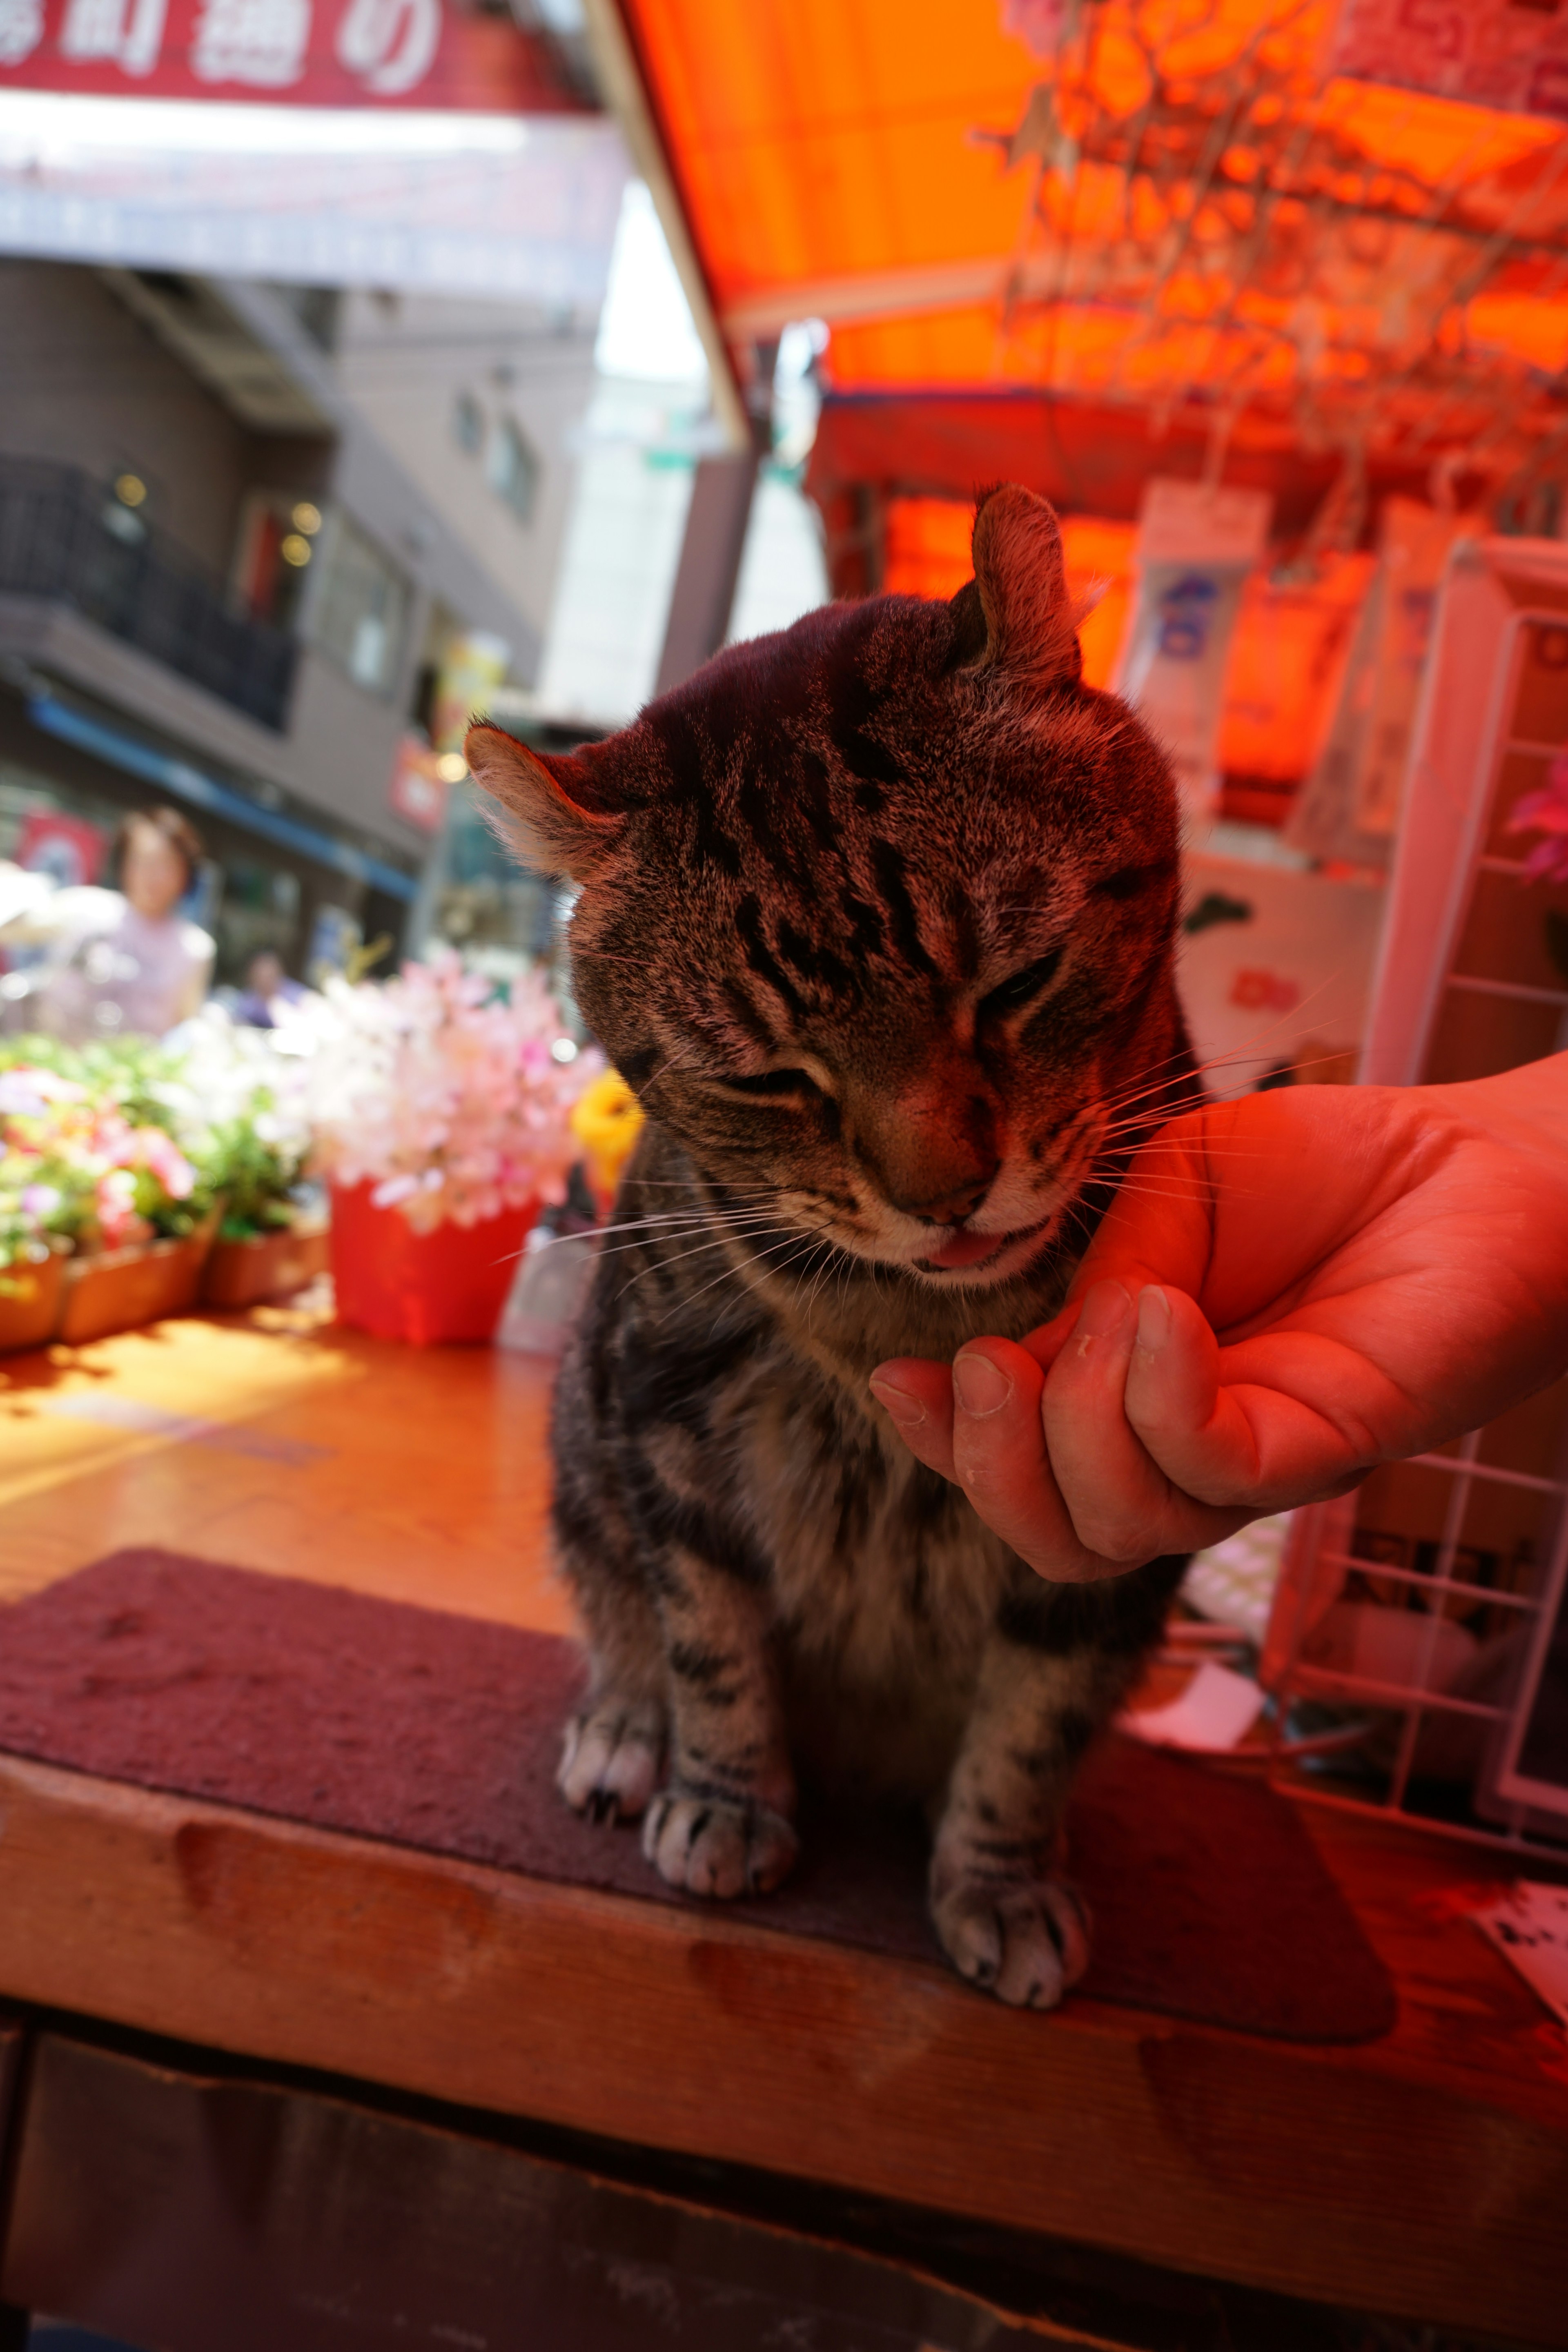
[{"xmin": 1074, "ymin": 1510, "xmax": 1163, "ymax": 1566}]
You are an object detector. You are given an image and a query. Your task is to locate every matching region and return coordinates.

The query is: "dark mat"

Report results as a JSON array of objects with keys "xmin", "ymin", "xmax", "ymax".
[{"xmin": 0, "ymin": 1550, "xmax": 1396, "ymax": 2041}]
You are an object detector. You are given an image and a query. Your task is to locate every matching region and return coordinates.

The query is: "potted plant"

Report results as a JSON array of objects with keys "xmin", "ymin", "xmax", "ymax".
[
  {"xmin": 306, "ymin": 952, "xmax": 589, "ymax": 1345},
  {"xmin": 0, "ymin": 1111, "xmax": 74, "ymax": 1353},
  {"xmin": 0, "ymin": 1043, "xmax": 217, "ymax": 1346},
  {"xmin": 200, "ymin": 1129, "xmax": 329, "ymax": 1309},
  {"xmin": 155, "ymin": 1009, "xmax": 326, "ymax": 1311}
]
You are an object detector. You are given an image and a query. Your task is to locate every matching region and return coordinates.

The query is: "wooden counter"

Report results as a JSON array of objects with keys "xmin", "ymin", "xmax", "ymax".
[{"xmin": 1, "ymin": 1301, "xmax": 1565, "ymax": 2346}]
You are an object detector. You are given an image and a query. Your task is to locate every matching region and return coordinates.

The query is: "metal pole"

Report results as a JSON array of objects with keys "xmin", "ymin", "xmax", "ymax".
[{"xmin": 653, "ymin": 450, "xmax": 761, "ymax": 696}]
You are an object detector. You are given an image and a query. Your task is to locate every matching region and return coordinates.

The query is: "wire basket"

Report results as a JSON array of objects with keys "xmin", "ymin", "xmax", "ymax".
[{"xmin": 1260, "ymin": 1383, "xmax": 1568, "ymax": 1851}]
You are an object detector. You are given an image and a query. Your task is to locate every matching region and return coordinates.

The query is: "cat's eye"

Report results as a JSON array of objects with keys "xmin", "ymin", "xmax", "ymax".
[
  {"xmin": 978, "ymin": 950, "xmax": 1064, "ymax": 1021},
  {"xmin": 717, "ymin": 1067, "xmax": 819, "ymax": 1098}
]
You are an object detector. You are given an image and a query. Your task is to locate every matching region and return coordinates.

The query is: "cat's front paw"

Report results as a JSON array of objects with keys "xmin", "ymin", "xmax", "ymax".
[
  {"xmin": 558, "ymin": 1700, "xmax": 664, "ymax": 1824},
  {"xmin": 930, "ymin": 1875, "xmax": 1090, "ymax": 2009},
  {"xmin": 642, "ymin": 1790, "xmax": 799, "ymax": 1900}
]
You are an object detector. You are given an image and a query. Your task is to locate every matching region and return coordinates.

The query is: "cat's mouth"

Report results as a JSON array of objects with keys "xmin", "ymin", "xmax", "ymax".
[{"xmin": 911, "ymin": 1214, "xmax": 1054, "ymax": 1278}]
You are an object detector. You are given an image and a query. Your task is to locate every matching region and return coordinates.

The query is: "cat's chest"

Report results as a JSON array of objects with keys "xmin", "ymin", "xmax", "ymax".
[{"xmin": 712, "ymin": 1346, "xmax": 1010, "ymax": 1675}]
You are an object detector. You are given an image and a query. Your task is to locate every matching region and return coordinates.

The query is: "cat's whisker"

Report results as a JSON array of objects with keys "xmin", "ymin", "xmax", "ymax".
[
  {"xmin": 1104, "ymin": 1127, "xmax": 1294, "ymax": 1160},
  {"xmin": 662, "ymin": 1223, "xmax": 836, "ymax": 1322},
  {"xmin": 619, "ymin": 1181, "xmax": 780, "ymax": 1195},
  {"xmin": 633, "ymin": 1207, "xmax": 832, "ymax": 1269},
  {"xmin": 1099, "ymin": 1176, "xmax": 1233, "ymax": 1206},
  {"xmin": 594, "ymin": 1215, "xmax": 812, "ymax": 1270},
  {"xmin": 1095, "ymin": 1067, "xmax": 1360, "ymax": 1149},
  {"xmin": 592, "ymin": 1204, "xmax": 808, "ymax": 1261},
  {"xmin": 552, "ymin": 1214, "xmax": 715, "ymax": 1243},
  {"xmin": 1097, "ymin": 988, "xmax": 1348, "ymax": 1124},
  {"xmin": 599, "ymin": 1207, "xmax": 781, "ymax": 1236},
  {"xmin": 584, "ymin": 1218, "xmax": 778, "ymax": 1252},
  {"xmin": 592, "ymin": 1232, "xmax": 790, "ymax": 1266},
  {"xmin": 1093, "ymin": 1121, "xmax": 1284, "ymax": 1159}
]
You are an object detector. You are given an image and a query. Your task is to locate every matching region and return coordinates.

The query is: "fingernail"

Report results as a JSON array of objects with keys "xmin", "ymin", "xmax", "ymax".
[
  {"xmin": 869, "ymin": 1375, "xmax": 926, "ymax": 1430},
  {"xmin": 1077, "ymin": 1280, "xmax": 1131, "ymax": 1342},
  {"xmin": 1136, "ymin": 1285, "xmax": 1172, "ymax": 1352},
  {"xmin": 952, "ymin": 1352, "xmax": 1012, "ymax": 1417}
]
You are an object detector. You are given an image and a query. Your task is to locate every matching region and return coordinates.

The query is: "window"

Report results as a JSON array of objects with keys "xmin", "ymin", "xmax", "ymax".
[
  {"xmin": 487, "ymin": 418, "xmax": 539, "ymax": 523},
  {"xmin": 233, "ymin": 490, "xmax": 323, "ymax": 634},
  {"xmin": 268, "ymin": 283, "xmax": 341, "ymax": 351},
  {"xmin": 312, "ymin": 511, "xmax": 410, "ymax": 697},
  {"xmin": 453, "ymin": 392, "xmax": 484, "ymax": 457}
]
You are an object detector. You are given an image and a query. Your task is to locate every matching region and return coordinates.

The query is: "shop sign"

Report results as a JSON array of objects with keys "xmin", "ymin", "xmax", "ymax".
[
  {"xmin": 15, "ymin": 806, "xmax": 107, "ymax": 887},
  {"xmin": 0, "ymin": 0, "xmax": 581, "ymax": 111},
  {"xmin": 388, "ymin": 733, "xmax": 449, "ymax": 834},
  {"xmin": 430, "ymin": 633, "xmax": 510, "ymax": 756},
  {"xmin": 1332, "ymin": 0, "xmax": 1568, "ymax": 119}
]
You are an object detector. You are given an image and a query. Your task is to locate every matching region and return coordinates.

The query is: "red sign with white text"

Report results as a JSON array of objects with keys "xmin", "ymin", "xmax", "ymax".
[
  {"xmin": 388, "ymin": 734, "xmax": 450, "ymax": 833},
  {"xmin": 0, "ymin": 0, "xmax": 583, "ymax": 109}
]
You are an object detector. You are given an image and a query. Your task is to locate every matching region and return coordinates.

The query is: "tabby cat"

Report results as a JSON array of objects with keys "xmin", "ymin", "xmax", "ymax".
[{"xmin": 466, "ymin": 485, "xmax": 1198, "ymax": 2009}]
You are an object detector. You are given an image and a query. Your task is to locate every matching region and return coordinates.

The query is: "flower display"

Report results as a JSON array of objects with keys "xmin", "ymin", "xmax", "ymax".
[
  {"xmin": 0, "ymin": 1052, "xmax": 203, "ymax": 1265},
  {"xmin": 0, "ymin": 956, "xmax": 588, "ymax": 1321},
  {"xmin": 160, "ymin": 1006, "xmax": 314, "ymax": 1241},
  {"xmin": 303, "ymin": 951, "xmax": 592, "ymax": 1233},
  {"xmin": 1508, "ymin": 751, "xmax": 1568, "ymax": 884}
]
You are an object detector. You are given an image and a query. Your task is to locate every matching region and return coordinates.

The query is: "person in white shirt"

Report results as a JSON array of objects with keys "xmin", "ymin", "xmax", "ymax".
[{"xmin": 0, "ymin": 805, "xmax": 215, "ymax": 1042}]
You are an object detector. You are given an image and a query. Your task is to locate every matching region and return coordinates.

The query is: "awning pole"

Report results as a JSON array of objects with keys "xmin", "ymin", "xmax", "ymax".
[{"xmin": 578, "ymin": 0, "xmax": 751, "ymax": 456}]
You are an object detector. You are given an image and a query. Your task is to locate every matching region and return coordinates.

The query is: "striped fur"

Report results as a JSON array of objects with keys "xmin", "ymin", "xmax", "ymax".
[{"xmin": 468, "ymin": 487, "xmax": 1198, "ymax": 2008}]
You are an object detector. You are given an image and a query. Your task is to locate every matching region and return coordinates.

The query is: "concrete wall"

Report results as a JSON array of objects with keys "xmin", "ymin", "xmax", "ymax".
[
  {"xmin": 0, "ymin": 263, "xmax": 592, "ymax": 859},
  {"xmin": 0, "ymin": 260, "xmax": 255, "ymax": 578},
  {"xmin": 332, "ymin": 289, "xmax": 596, "ymax": 670},
  {"xmin": 220, "ymin": 280, "xmax": 555, "ymax": 689}
]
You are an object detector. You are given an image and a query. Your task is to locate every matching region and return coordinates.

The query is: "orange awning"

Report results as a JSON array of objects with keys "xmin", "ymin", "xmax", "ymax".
[
  {"xmin": 619, "ymin": 0, "xmax": 1568, "ymax": 503},
  {"xmin": 615, "ymin": 0, "xmax": 1568, "ymax": 810}
]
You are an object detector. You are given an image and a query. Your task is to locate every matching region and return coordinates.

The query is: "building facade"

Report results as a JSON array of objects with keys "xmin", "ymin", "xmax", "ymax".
[{"xmin": 0, "ymin": 256, "xmax": 596, "ymax": 988}]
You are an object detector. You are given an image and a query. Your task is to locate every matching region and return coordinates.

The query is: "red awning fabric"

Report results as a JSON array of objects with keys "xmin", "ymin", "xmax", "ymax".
[
  {"xmin": 804, "ymin": 387, "xmax": 1478, "ymax": 531},
  {"xmin": 620, "ymin": 0, "xmax": 1568, "ymax": 520},
  {"xmin": 618, "ymin": 0, "xmax": 1568, "ymax": 811}
]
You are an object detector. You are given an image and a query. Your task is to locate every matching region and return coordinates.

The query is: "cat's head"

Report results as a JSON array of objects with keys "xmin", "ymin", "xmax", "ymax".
[{"xmin": 468, "ymin": 485, "xmax": 1187, "ymax": 1293}]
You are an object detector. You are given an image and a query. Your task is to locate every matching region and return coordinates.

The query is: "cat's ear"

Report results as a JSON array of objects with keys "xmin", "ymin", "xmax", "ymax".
[
  {"xmin": 957, "ymin": 483, "xmax": 1082, "ymax": 692},
  {"xmin": 464, "ymin": 723, "xmax": 623, "ymax": 881}
]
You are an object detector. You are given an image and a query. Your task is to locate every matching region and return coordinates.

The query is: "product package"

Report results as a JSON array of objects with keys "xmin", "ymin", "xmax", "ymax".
[{"xmin": 1116, "ymin": 480, "xmax": 1273, "ymax": 828}]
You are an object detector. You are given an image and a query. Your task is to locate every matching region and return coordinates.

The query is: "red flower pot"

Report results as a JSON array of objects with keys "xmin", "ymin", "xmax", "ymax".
[{"xmin": 328, "ymin": 1183, "xmax": 537, "ymax": 1346}]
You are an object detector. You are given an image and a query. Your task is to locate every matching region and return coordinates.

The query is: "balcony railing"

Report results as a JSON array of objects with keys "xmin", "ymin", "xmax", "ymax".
[{"xmin": 0, "ymin": 458, "xmax": 297, "ymax": 732}]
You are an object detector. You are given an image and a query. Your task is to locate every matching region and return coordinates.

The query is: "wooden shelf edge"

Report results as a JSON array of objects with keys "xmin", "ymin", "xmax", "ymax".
[{"xmin": 0, "ymin": 1751, "xmax": 1563, "ymax": 2342}]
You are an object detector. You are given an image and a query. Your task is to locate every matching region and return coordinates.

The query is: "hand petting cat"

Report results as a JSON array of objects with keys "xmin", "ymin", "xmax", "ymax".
[{"xmin": 870, "ymin": 1058, "xmax": 1568, "ymax": 1582}]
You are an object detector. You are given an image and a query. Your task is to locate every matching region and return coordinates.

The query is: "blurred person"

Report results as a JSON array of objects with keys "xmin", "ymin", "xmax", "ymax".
[
  {"xmin": 232, "ymin": 946, "xmax": 307, "ymax": 1029},
  {"xmin": 0, "ymin": 805, "xmax": 214, "ymax": 1041},
  {"xmin": 870, "ymin": 1058, "xmax": 1568, "ymax": 1582}
]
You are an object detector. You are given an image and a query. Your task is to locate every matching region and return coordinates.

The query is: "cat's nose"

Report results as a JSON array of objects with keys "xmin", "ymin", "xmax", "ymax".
[{"xmin": 908, "ymin": 1168, "xmax": 998, "ymax": 1226}]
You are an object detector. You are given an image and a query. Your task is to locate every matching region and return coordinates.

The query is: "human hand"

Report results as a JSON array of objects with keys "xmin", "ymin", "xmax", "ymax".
[{"xmin": 869, "ymin": 1060, "xmax": 1568, "ymax": 1580}]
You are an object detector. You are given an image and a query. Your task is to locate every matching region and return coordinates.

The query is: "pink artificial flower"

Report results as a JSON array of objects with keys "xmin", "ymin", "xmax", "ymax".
[
  {"xmin": 96, "ymin": 1167, "xmax": 149, "ymax": 1250},
  {"xmin": 1508, "ymin": 750, "xmax": 1568, "ymax": 883},
  {"xmin": 125, "ymin": 1126, "xmax": 196, "ymax": 1200},
  {"xmin": 307, "ymin": 953, "xmax": 593, "ymax": 1230},
  {"xmin": 0, "ymin": 1068, "xmax": 87, "ymax": 1117}
]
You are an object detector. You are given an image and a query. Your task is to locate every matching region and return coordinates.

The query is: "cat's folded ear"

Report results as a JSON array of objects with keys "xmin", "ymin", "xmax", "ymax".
[
  {"xmin": 954, "ymin": 483, "xmax": 1084, "ymax": 693},
  {"xmin": 464, "ymin": 724, "xmax": 624, "ymax": 881}
]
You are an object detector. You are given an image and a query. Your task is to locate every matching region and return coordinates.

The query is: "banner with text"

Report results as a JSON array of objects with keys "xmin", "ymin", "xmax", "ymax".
[{"xmin": 0, "ymin": 0, "xmax": 581, "ymax": 109}]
